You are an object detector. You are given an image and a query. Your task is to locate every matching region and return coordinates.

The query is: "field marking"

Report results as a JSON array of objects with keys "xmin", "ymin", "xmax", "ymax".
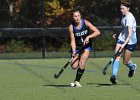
[{"xmin": 0, "ymin": 61, "xmax": 97, "ymax": 73}]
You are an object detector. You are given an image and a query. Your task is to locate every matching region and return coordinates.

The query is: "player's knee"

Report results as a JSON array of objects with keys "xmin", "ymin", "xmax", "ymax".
[
  {"xmin": 71, "ymin": 64, "xmax": 78, "ymax": 69},
  {"xmin": 115, "ymin": 56, "xmax": 121, "ymax": 61},
  {"xmin": 81, "ymin": 55, "xmax": 88, "ymax": 61}
]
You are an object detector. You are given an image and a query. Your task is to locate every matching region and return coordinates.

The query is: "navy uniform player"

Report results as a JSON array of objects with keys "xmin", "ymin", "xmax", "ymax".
[
  {"xmin": 69, "ymin": 9, "xmax": 100, "ymax": 87},
  {"xmin": 110, "ymin": 2, "xmax": 137, "ymax": 84}
]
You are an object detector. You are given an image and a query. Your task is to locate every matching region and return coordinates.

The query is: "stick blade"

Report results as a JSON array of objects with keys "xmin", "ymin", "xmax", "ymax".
[
  {"xmin": 102, "ymin": 70, "xmax": 106, "ymax": 75},
  {"xmin": 54, "ymin": 74, "xmax": 59, "ymax": 79}
]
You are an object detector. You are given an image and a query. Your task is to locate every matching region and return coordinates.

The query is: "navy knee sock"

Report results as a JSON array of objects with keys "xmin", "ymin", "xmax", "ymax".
[{"xmin": 75, "ymin": 68, "xmax": 85, "ymax": 82}]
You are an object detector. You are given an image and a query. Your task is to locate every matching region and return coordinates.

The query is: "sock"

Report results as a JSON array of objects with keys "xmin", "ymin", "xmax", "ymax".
[
  {"xmin": 75, "ymin": 68, "xmax": 85, "ymax": 82},
  {"xmin": 126, "ymin": 62, "xmax": 135, "ymax": 70},
  {"xmin": 112, "ymin": 60, "xmax": 120, "ymax": 77}
]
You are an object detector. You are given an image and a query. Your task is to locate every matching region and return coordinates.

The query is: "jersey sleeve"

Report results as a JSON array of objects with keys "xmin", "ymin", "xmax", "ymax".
[{"xmin": 126, "ymin": 15, "xmax": 133, "ymax": 27}]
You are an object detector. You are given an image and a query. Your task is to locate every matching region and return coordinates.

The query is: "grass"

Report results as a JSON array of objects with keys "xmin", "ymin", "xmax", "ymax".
[
  {"xmin": 0, "ymin": 58, "xmax": 140, "ymax": 100},
  {"xmin": 0, "ymin": 50, "xmax": 140, "ymax": 59}
]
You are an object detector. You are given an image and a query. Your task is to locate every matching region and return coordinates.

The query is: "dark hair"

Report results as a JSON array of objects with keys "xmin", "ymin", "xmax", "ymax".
[
  {"xmin": 72, "ymin": 6, "xmax": 82, "ymax": 12},
  {"xmin": 121, "ymin": 2, "xmax": 130, "ymax": 8}
]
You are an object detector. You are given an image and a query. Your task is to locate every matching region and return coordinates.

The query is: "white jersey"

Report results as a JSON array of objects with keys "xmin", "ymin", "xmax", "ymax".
[{"xmin": 118, "ymin": 12, "xmax": 137, "ymax": 44}]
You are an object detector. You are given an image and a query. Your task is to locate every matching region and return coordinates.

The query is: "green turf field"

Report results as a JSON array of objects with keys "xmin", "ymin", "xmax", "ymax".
[{"xmin": 0, "ymin": 58, "xmax": 139, "ymax": 100}]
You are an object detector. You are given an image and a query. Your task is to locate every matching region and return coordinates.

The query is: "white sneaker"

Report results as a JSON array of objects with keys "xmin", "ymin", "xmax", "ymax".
[
  {"xmin": 70, "ymin": 82, "xmax": 75, "ymax": 87},
  {"xmin": 70, "ymin": 81, "xmax": 82, "ymax": 87},
  {"xmin": 133, "ymin": 64, "xmax": 137, "ymax": 74},
  {"xmin": 128, "ymin": 64, "xmax": 137, "ymax": 77},
  {"xmin": 74, "ymin": 81, "xmax": 82, "ymax": 87}
]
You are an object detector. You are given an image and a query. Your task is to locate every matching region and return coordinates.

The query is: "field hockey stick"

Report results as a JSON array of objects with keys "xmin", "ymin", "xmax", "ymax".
[
  {"xmin": 54, "ymin": 46, "xmax": 85, "ymax": 79},
  {"xmin": 102, "ymin": 47, "xmax": 121, "ymax": 75}
]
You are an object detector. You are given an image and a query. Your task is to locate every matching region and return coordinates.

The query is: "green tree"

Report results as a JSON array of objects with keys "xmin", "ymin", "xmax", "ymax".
[{"xmin": 45, "ymin": 0, "xmax": 77, "ymax": 27}]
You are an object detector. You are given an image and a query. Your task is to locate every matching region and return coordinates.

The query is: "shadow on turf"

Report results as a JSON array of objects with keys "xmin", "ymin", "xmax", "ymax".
[
  {"xmin": 87, "ymin": 83, "xmax": 130, "ymax": 87},
  {"xmin": 44, "ymin": 84, "xmax": 72, "ymax": 88}
]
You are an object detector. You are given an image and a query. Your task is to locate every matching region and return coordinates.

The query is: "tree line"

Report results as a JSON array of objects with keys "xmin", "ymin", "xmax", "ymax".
[
  {"xmin": 0, "ymin": 0, "xmax": 140, "ymax": 53},
  {"xmin": 0, "ymin": 0, "xmax": 140, "ymax": 27}
]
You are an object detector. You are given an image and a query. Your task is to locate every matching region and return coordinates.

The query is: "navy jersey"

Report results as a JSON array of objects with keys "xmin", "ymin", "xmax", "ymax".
[{"xmin": 72, "ymin": 19, "xmax": 92, "ymax": 48}]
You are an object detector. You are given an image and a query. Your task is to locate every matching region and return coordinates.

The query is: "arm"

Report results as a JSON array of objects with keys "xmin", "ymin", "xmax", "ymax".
[
  {"xmin": 120, "ymin": 15, "xmax": 134, "ymax": 51},
  {"xmin": 84, "ymin": 20, "xmax": 100, "ymax": 45},
  {"xmin": 69, "ymin": 24, "xmax": 76, "ymax": 54},
  {"xmin": 121, "ymin": 26, "xmax": 132, "ymax": 49},
  {"xmin": 112, "ymin": 32, "xmax": 120, "ymax": 39}
]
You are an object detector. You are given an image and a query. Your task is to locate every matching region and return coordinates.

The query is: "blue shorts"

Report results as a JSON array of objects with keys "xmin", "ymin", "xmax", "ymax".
[
  {"xmin": 69, "ymin": 46, "xmax": 93, "ymax": 53},
  {"xmin": 117, "ymin": 40, "xmax": 137, "ymax": 52}
]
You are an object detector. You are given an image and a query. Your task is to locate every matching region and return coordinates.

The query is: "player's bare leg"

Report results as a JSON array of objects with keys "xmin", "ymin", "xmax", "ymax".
[
  {"xmin": 123, "ymin": 50, "xmax": 137, "ymax": 77},
  {"xmin": 70, "ymin": 50, "xmax": 90, "ymax": 87}
]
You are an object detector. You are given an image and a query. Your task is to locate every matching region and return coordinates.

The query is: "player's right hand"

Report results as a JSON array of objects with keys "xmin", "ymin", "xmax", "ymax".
[
  {"xmin": 72, "ymin": 51, "xmax": 76, "ymax": 58},
  {"xmin": 112, "ymin": 34, "xmax": 117, "ymax": 39}
]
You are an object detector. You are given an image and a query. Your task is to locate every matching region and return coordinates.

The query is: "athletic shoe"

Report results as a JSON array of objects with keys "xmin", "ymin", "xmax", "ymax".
[
  {"xmin": 70, "ymin": 82, "xmax": 75, "ymax": 87},
  {"xmin": 70, "ymin": 81, "xmax": 82, "ymax": 87},
  {"xmin": 110, "ymin": 75, "xmax": 117, "ymax": 84},
  {"xmin": 128, "ymin": 64, "xmax": 137, "ymax": 77},
  {"xmin": 75, "ymin": 81, "xmax": 82, "ymax": 87}
]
